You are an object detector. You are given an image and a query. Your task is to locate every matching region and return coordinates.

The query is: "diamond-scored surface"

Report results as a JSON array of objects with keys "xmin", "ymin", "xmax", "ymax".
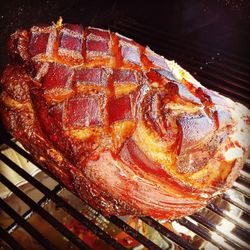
[
  {"xmin": 65, "ymin": 94, "xmax": 102, "ymax": 128},
  {"xmin": 75, "ymin": 68, "xmax": 108, "ymax": 86},
  {"xmin": 121, "ymin": 43, "xmax": 141, "ymax": 65},
  {"xmin": 60, "ymin": 33, "xmax": 82, "ymax": 52},
  {"xmin": 87, "ymin": 40, "xmax": 110, "ymax": 53},
  {"xmin": 113, "ymin": 69, "xmax": 137, "ymax": 84},
  {"xmin": 29, "ymin": 26, "xmax": 56, "ymax": 59},
  {"xmin": 86, "ymin": 27, "xmax": 111, "ymax": 58},
  {"xmin": 58, "ymin": 24, "xmax": 83, "ymax": 59},
  {"xmin": 108, "ymin": 95, "xmax": 133, "ymax": 124},
  {"xmin": 29, "ymin": 32, "xmax": 50, "ymax": 57},
  {"xmin": 1, "ymin": 20, "xmax": 249, "ymax": 221},
  {"xmin": 42, "ymin": 63, "xmax": 73, "ymax": 92}
]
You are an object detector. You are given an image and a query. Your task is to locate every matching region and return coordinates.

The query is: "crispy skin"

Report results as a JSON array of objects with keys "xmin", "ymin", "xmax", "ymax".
[{"xmin": 1, "ymin": 20, "xmax": 249, "ymax": 219}]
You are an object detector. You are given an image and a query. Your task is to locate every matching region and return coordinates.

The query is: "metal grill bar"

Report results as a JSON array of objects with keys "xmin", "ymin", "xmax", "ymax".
[
  {"xmin": 111, "ymin": 27, "xmax": 249, "ymax": 105},
  {"xmin": 140, "ymin": 216, "xmax": 198, "ymax": 250},
  {"xmin": 0, "ymin": 226, "xmax": 25, "ymax": 250},
  {"xmin": 195, "ymin": 68, "xmax": 249, "ymax": 91},
  {"xmin": 109, "ymin": 215, "xmax": 162, "ymax": 250},
  {"xmin": 0, "ymin": 138, "xmax": 180, "ymax": 250},
  {"xmin": 232, "ymin": 183, "xmax": 250, "ymax": 198},
  {"xmin": 5, "ymin": 184, "xmax": 63, "ymax": 234},
  {"xmin": 0, "ymin": 139, "xmax": 172, "ymax": 249},
  {"xmin": 113, "ymin": 21, "xmax": 250, "ymax": 79},
  {"xmin": 177, "ymin": 217, "xmax": 229, "ymax": 250},
  {"xmin": 222, "ymin": 193, "xmax": 250, "ymax": 215},
  {"xmin": 238, "ymin": 173, "xmax": 250, "ymax": 185},
  {"xmin": 190, "ymin": 213, "xmax": 248, "ymax": 249},
  {"xmin": 0, "ymin": 152, "xmax": 127, "ymax": 250},
  {"xmin": 3, "ymin": 138, "xmax": 249, "ymax": 250},
  {"xmin": 110, "ymin": 23, "xmax": 250, "ymax": 106},
  {"xmin": 0, "ymin": 125, "xmax": 249, "ymax": 250},
  {"xmin": 115, "ymin": 19, "xmax": 250, "ymax": 70},
  {"xmin": 0, "ymin": 198, "xmax": 58, "ymax": 250},
  {"xmin": 112, "ymin": 22, "xmax": 250, "ymax": 87},
  {"xmin": 236, "ymin": 177, "xmax": 250, "ymax": 191},
  {"xmin": 180, "ymin": 69, "xmax": 249, "ymax": 102},
  {"xmin": 0, "ymin": 167, "xmax": 91, "ymax": 250},
  {"xmin": 1, "ymin": 138, "xmax": 64, "ymax": 183},
  {"xmin": 206, "ymin": 203, "xmax": 250, "ymax": 233},
  {"xmin": 3, "ymin": 138, "xmax": 248, "ymax": 249},
  {"xmin": 0, "ymin": 18, "xmax": 249, "ymax": 250}
]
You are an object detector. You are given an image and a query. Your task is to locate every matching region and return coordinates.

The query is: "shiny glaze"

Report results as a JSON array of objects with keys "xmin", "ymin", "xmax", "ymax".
[{"xmin": 1, "ymin": 19, "xmax": 249, "ymax": 219}]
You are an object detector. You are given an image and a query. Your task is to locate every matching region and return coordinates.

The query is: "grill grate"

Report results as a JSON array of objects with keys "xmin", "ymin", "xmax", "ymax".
[
  {"xmin": 0, "ymin": 19, "xmax": 250, "ymax": 250},
  {"xmin": 109, "ymin": 19, "xmax": 250, "ymax": 108}
]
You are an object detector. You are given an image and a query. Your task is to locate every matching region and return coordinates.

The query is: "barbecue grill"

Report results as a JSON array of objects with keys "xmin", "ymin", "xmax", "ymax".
[{"xmin": 0, "ymin": 0, "xmax": 250, "ymax": 249}]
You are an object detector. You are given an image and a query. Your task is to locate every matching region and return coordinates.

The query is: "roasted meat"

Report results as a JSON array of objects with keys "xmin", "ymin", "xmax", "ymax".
[{"xmin": 1, "ymin": 19, "xmax": 249, "ymax": 219}]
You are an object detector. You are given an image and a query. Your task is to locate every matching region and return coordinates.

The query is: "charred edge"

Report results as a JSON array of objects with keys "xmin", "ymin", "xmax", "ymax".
[
  {"xmin": 8, "ymin": 29, "xmax": 30, "ymax": 63},
  {"xmin": 53, "ymin": 22, "xmax": 62, "ymax": 61},
  {"xmin": 111, "ymin": 33, "xmax": 122, "ymax": 68}
]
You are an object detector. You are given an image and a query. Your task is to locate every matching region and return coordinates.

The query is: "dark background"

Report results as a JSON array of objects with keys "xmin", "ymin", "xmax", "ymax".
[
  {"xmin": 0, "ymin": 0, "xmax": 250, "ymax": 138},
  {"xmin": 0, "ymin": 0, "xmax": 250, "ymax": 70}
]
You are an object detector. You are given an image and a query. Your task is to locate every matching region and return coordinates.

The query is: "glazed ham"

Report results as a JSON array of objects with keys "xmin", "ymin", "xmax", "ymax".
[{"xmin": 1, "ymin": 19, "xmax": 249, "ymax": 219}]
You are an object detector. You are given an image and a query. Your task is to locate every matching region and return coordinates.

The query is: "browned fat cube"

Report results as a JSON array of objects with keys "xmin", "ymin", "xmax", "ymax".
[
  {"xmin": 66, "ymin": 94, "xmax": 102, "ymax": 128},
  {"xmin": 108, "ymin": 95, "xmax": 133, "ymax": 124},
  {"xmin": 42, "ymin": 63, "xmax": 73, "ymax": 91}
]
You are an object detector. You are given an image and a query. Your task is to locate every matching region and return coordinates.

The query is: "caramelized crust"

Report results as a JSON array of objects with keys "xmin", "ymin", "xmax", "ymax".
[{"xmin": 1, "ymin": 19, "xmax": 249, "ymax": 219}]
